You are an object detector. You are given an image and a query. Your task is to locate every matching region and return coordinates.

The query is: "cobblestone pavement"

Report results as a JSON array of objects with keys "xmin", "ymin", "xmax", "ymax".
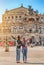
[{"xmin": 0, "ymin": 46, "xmax": 44, "ymax": 65}]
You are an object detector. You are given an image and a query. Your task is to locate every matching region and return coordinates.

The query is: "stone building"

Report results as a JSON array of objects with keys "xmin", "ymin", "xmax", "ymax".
[{"xmin": 0, "ymin": 5, "xmax": 44, "ymax": 45}]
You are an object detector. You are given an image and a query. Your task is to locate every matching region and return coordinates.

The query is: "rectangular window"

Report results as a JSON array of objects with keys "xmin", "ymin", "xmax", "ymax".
[{"xmin": 19, "ymin": 27, "xmax": 23, "ymax": 29}]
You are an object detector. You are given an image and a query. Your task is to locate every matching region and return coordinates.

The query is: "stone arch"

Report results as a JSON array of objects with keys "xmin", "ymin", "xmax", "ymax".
[{"xmin": 28, "ymin": 18, "xmax": 35, "ymax": 21}]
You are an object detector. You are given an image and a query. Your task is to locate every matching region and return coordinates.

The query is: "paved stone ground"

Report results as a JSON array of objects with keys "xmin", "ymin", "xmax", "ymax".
[{"xmin": 0, "ymin": 46, "xmax": 44, "ymax": 65}]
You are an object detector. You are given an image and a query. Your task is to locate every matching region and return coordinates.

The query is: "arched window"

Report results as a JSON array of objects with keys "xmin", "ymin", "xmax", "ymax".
[
  {"xmin": 12, "ymin": 16, "xmax": 14, "ymax": 19},
  {"xmin": 29, "ymin": 29, "xmax": 32, "ymax": 33},
  {"xmin": 41, "ymin": 17, "xmax": 43, "ymax": 19},
  {"xmin": 15, "ymin": 16, "xmax": 17, "ymax": 18},
  {"xmin": 15, "ymin": 16, "xmax": 17, "ymax": 20},
  {"xmin": 5, "ymin": 17, "xmax": 7, "ymax": 19},
  {"xmin": 8, "ymin": 16, "xmax": 10, "ymax": 19},
  {"xmin": 19, "ymin": 16, "xmax": 21, "ymax": 18},
  {"xmin": 25, "ymin": 14, "xmax": 27, "ymax": 16},
  {"xmin": 36, "ymin": 18, "xmax": 39, "ymax": 21}
]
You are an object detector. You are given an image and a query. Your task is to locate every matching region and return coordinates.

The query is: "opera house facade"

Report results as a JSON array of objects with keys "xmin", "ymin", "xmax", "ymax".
[{"xmin": 0, "ymin": 5, "xmax": 44, "ymax": 45}]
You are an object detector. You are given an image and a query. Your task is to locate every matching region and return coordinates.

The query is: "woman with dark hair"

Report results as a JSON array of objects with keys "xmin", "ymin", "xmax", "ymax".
[
  {"xmin": 16, "ymin": 35, "xmax": 22, "ymax": 63},
  {"xmin": 12, "ymin": 35, "xmax": 22, "ymax": 63}
]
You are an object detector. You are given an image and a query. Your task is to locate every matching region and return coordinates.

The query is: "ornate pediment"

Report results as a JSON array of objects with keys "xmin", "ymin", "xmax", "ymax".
[{"xmin": 5, "ymin": 6, "xmax": 28, "ymax": 15}]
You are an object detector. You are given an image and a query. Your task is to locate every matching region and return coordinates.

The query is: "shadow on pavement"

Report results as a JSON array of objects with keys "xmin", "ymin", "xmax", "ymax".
[
  {"xmin": 20, "ymin": 62, "xmax": 44, "ymax": 64},
  {"xmin": 26, "ymin": 62, "xmax": 44, "ymax": 64}
]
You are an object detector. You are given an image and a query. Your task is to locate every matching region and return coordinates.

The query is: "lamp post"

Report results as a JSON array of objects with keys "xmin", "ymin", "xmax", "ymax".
[
  {"xmin": 5, "ymin": 34, "xmax": 9, "ymax": 52},
  {"xmin": 5, "ymin": 21, "xmax": 9, "ymax": 52}
]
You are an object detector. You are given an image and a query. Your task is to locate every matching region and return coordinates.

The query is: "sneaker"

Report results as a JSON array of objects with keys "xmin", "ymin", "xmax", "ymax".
[
  {"xmin": 16, "ymin": 61, "xmax": 20, "ymax": 63},
  {"xmin": 24, "ymin": 61, "xmax": 27, "ymax": 63},
  {"xmin": 23, "ymin": 60, "xmax": 27, "ymax": 63}
]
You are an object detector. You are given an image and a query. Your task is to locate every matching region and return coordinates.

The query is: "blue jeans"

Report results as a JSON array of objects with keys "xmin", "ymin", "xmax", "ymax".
[
  {"xmin": 16, "ymin": 48, "xmax": 20, "ymax": 61},
  {"xmin": 22, "ymin": 47, "xmax": 27, "ymax": 61}
]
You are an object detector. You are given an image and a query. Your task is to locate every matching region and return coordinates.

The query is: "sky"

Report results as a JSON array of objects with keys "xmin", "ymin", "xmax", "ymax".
[{"xmin": 0, "ymin": 0, "xmax": 44, "ymax": 23}]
